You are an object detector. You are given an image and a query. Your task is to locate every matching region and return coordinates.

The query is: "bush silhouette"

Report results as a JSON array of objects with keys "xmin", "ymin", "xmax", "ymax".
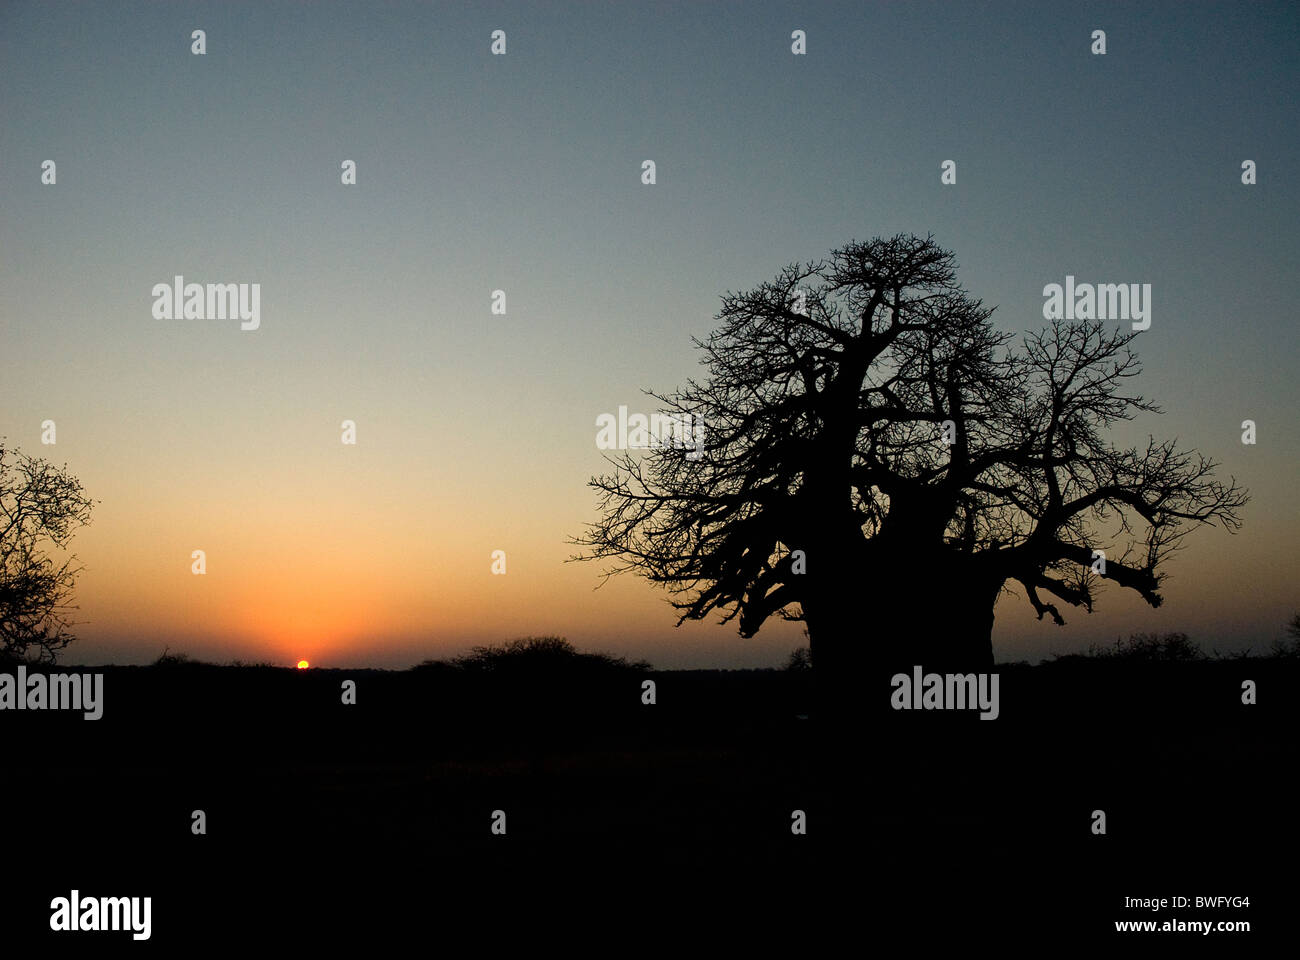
[
  {"xmin": 153, "ymin": 647, "xmax": 194, "ymax": 667},
  {"xmin": 784, "ymin": 646, "xmax": 812, "ymax": 672},
  {"xmin": 1268, "ymin": 613, "xmax": 1300, "ymax": 658},
  {"xmin": 418, "ymin": 636, "xmax": 650, "ymax": 675},
  {"xmin": 1086, "ymin": 632, "xmax": 1204, "ymax": 661}
]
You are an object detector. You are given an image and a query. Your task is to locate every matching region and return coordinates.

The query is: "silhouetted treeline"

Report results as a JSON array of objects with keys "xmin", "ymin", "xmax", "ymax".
[{"xmin": 1046, "ymin": 626, "xmax": 1300, "ymax": 664}]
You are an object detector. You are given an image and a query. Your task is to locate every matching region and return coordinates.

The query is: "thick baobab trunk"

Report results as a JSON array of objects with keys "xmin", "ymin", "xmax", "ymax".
[
  {"xmin": 804, "ymin": 559, "xmax": 999, "ymax": 723},
  {"xmin": 877, "ymin": 572, "xmax": 998, "ymax": 673}
]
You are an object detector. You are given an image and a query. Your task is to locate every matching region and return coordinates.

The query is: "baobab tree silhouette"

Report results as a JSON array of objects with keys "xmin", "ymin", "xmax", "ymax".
[{"xmin": 572, "ymin": 234, "xmax": 1247, "ymax": 715}]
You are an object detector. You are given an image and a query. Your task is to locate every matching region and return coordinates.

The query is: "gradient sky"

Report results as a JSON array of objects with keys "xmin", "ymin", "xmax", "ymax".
[{"xmin": 2, "ymin": 1, "xmax": 1296, "ymax": 668}]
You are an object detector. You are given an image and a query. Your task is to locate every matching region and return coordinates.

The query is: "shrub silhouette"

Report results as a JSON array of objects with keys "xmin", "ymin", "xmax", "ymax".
[
  {"xmin": 784, "ymin": 646, "xmax": 812, "ymax": 672},
  {"xmin": 1268, "ymin": 613, "xmax": 1300, "ymax": 658},
  {"xmin": 418, "ymin": 636, "xmax": 650, "ymax": 675},
  {"xmin": 1086, "ymin": 632, "xmax": 1204, "ymax": 661}
]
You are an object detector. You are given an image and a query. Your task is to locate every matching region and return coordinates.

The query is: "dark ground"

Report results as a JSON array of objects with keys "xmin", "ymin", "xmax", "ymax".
[{"xmin": 2, "ymin": 658, "xmax": 1293, "ymax": 947}]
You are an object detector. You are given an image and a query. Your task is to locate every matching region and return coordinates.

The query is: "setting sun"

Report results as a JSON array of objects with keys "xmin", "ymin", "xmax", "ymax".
[{"xmin": 296, "ymin": 660, "xmax": 309, "ymax": 670}]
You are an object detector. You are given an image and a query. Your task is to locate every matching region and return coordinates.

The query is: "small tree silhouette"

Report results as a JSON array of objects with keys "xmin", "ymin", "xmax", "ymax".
[
  {"xmin": 0, "ymin": 440, "xmax": 95, "ymax": 663},
  {"xmin": 572, "ymin": 234, "xmax": 1248, "ymax": 712}
]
